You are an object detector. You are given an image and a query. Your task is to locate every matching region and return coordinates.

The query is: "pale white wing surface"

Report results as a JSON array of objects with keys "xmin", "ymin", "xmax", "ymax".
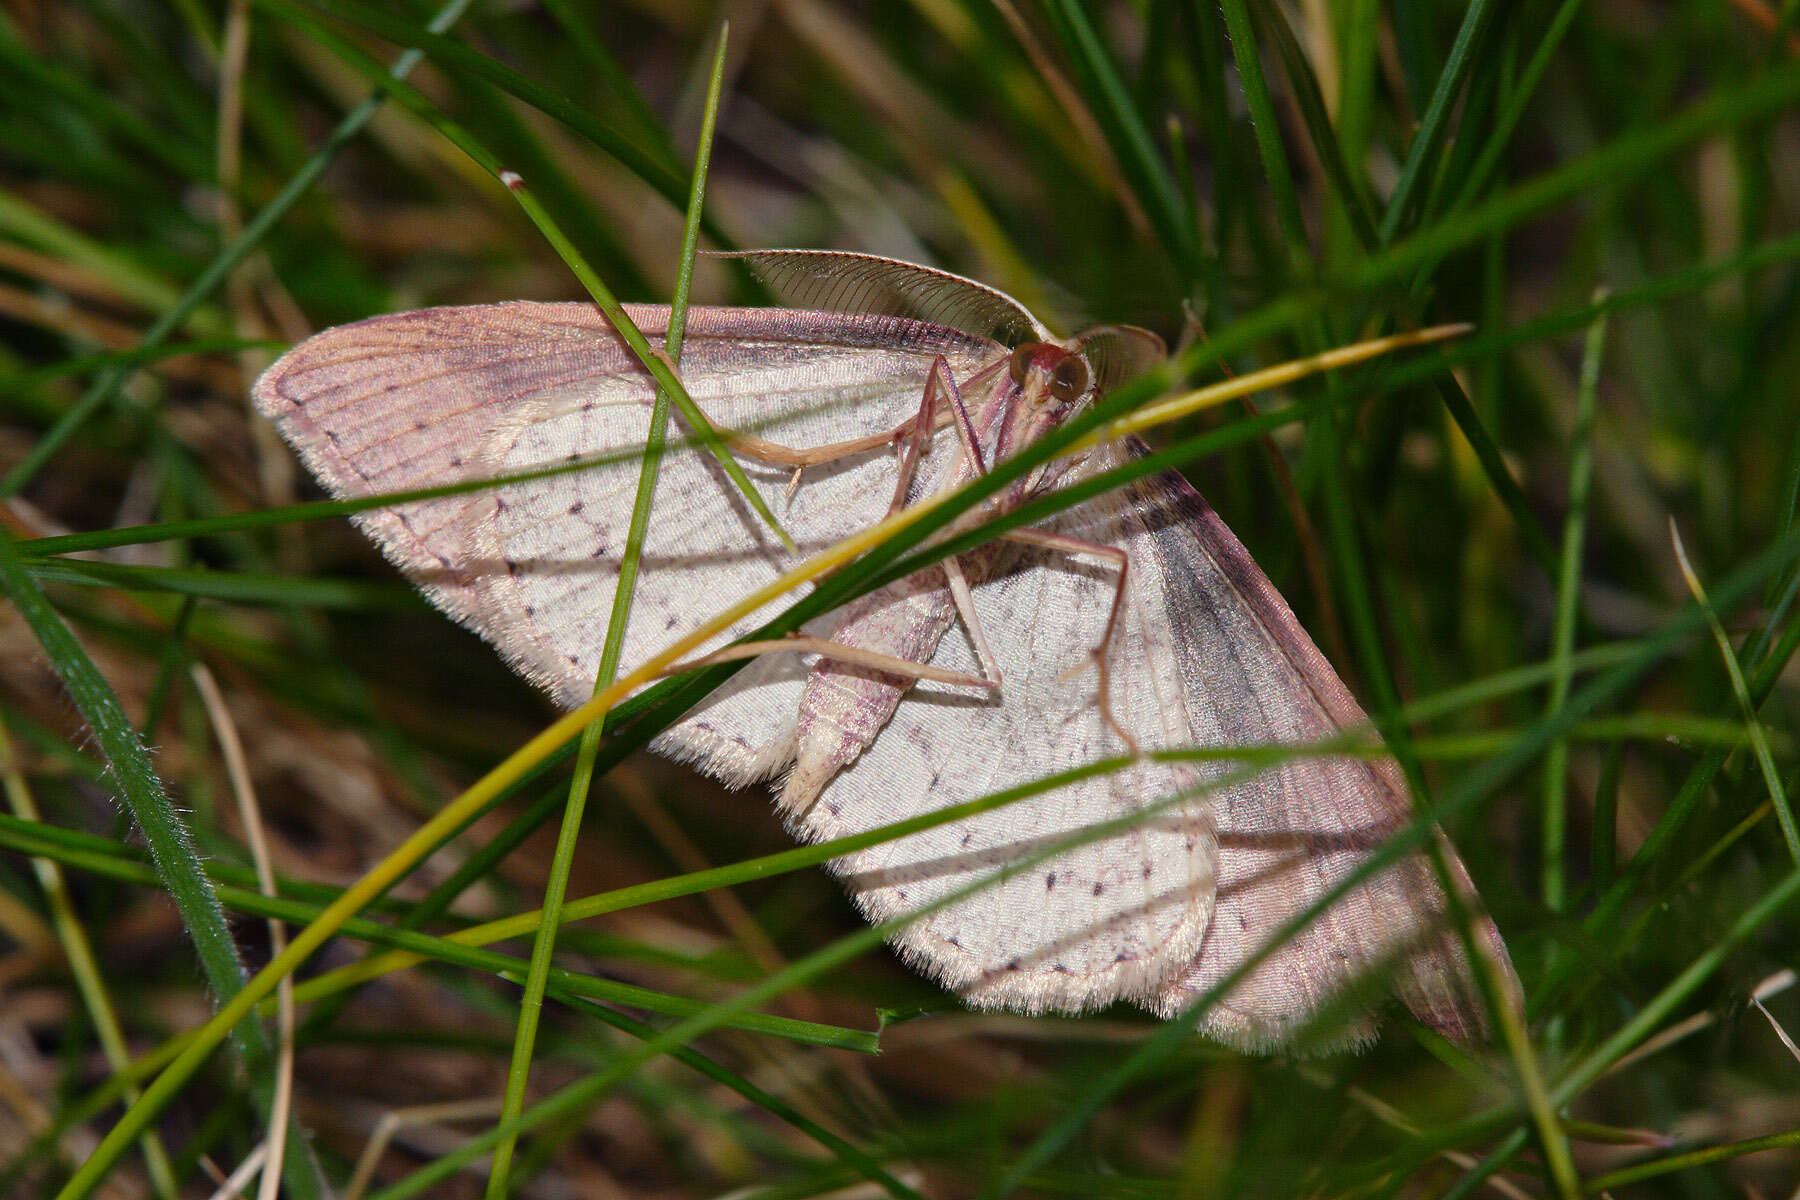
[
  {"xmin": 1106, "ymin": 446, "xmax": 1518, "ymax": 1051},
  {"xmin": 255, "ymin": 302, "xmax": 1006, "ymax": 782},
  {"xmin": 783, "ymin": 452, "xmax": 1222, "ymax": 1014}
]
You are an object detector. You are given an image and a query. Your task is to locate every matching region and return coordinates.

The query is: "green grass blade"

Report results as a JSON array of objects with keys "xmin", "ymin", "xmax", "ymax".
[
  {"xmin": 0, "ymin": 531, "xmax": 326, "ymax": 1199},
  {"xmin": 487, "ymin": 24, "xmax": 732, "ymax": 1197}
]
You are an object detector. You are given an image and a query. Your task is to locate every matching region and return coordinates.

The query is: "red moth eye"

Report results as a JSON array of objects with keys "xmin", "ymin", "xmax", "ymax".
[
  {"xmin": 1008, "ymin": 344, "xmax": 1035, "ymax": 387},
  {"xmin": 1050, "ymin": 355, "xmax": 1090, "ymax": 402}
]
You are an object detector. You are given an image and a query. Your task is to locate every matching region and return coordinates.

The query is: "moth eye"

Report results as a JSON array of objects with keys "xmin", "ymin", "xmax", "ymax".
[
  {"xmin": 1008, "ymin": 344, "xmax": 1035, "ymax": 387},
  {"xmin": 1050, "ymin": 355, "xmax": 1091, "ymax": 402}
]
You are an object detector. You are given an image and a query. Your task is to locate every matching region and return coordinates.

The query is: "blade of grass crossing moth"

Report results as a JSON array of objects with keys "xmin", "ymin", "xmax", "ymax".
[
  {"xmin": 848, "ymin": 331, "xmax": 1466, "ymax": 646},
  {"xmin": 367, "ymin": 751, "xmax": 1296, "ymax": 1200},
  {"xmin": 0, "ymin": 0, "xmax": 480, "ymax": 499},
  {"xmin": 486, "ymin": 25, "xmax": 731, "ymax": 1198},
  {"xmin": 253, "ymin": 1, "xmax": 791, "ymax": 550},
  {"xmin": 51, "ymin": 227, "xmax": 1715, "ymax": 572},
  {"xmin": 499, "ymin": 174, "xmax": 795, "ymax": 551},
  {"xmin": 0, "ymin": 531, "xmax": 330, "ymax": 1200}
]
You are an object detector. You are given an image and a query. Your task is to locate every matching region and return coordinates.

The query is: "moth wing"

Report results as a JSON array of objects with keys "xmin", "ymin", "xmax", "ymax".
[
  {"xmin": 713, "ymin": 250, "xmax": 1051, "ymax": 346},
  {"xmin": 255, "ymin": 301, "xmax": 1005, "ymax": 782},
  {"xmin": 782, "ymin": 454, "xmax": 1221, "ymax": 1014},
  {"xmin": 1103, "ymin": 443, "xmax": 1519, "ymax": 1051}
]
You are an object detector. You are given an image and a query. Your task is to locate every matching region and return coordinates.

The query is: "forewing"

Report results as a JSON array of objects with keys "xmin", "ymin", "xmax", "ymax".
[
  {"xmin": 255, "ymin": 302, "xmax": 1005, "ymax": 781},
  {"xmin": 781, "ymin": 457, "xmax": 1221, "ymax": 1014},
  {"xmin": 1104, "ymin": 444, "xmax": 1519, "ymax": 1051}
]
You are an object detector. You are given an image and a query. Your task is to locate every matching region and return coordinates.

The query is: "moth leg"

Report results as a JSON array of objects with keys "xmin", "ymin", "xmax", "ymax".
[
  {"xmin": 683, "ymin": 357, "xmax": 1013, "ymax": 690},
  {"xmin": 837, "ymin": 354, "xmax": 1006, "ymax": 686},
  {"xmin": 885, "ymin": 354, "xmax": 990, "ymax": 515},
  {"xmin": 1003, "ymin": 526, "xmax": 1140, "ymax": 754},
  {"xmin": 718, "ymin": 355, "xmax": 1009, "ymax": 480},
  {"xmin": 941, "ymin": 554, "xmax": 1004, "ymax": 686},
  {"xmin": 886, "ymin": 356, "xmax": 1010, "ymax": 684},
  {"xmin": 667, "ymin": 635, "xmax": 994, "ymax": 690}
]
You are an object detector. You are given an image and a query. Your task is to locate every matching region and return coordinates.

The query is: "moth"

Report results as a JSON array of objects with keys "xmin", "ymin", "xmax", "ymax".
[{"xmin": 255, "ymin": 250, "xmax": 1518, "ymax": 1052}]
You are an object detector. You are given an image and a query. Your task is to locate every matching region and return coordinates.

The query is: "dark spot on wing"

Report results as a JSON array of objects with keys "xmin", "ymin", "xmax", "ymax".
[
  {"xmin": 1044, "ymin": 872, "xmax": 1056, "ymax": 891},
  {"xmin": 1092, "ymin": 882, "xmax": 1105, "ymax": 896},
  {"xmin": 567, "ymin": 500, "xmax": 584, "ymax": 515}
]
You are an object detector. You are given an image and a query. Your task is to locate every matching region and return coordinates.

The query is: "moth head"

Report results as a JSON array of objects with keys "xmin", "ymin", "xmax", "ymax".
[
  {"xmin": 1001, "ymin": 343, "xmax": 1097, "ymax": 493},
  {"xmin": 1007, "ymin": 343, "xmax": 1094, "ymax": 416}
]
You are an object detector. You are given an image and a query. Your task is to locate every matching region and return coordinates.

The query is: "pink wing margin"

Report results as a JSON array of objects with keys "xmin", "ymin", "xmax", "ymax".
[{"xmin": 1095, "ymin": 441, "xmax": 1521, "ymax": 1051}]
